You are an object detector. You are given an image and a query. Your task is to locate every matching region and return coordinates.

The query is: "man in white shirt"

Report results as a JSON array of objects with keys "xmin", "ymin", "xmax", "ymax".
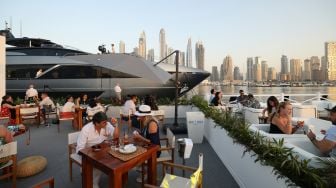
[
  {"xmin": 114, "ymin": 83, "xmax": 122, "ymax": 104},
  {"xmin": 307, "ymin": 106, "xmax": 336, "ymax": 157},
  {"xmin": 122, "ymin": 95, "xmax": 140, "ymax": 129},
  {"xmin": 76, "ymin": 112, "xmax": 119, "ymax": 188},
  {"xmin": 39, "ymin": 92, "xmax": 55, "ymax": 125},
  {"xmin": 25, "ymin": 84, "xmax": 38, "ymax": 101}
]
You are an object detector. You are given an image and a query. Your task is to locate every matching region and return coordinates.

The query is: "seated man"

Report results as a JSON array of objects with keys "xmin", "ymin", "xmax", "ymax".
[
  {"xmin": 307, "ymin": 106, "xmax": 336, "ymax": 157},
  {"xmin": 39, "ymin": 92, "xmax": 55, "ymax": 125},
  {"xmin": 122, "ymin": 95, "xmax": 140, "ymax": 129},
  {"xmin": 246, "ymin": 93, "xmax": 261, "ymax": 109},
  {"xmin": 236, "ymin": 90, "xmax": 248, "ymax": 106},
  {"xmin": 25, "ymin": 84, "xmax": 38, "ymax": 102},
  {"xmin": 76, "ymin": 112, "xmax": 119, "ymax": 188}
]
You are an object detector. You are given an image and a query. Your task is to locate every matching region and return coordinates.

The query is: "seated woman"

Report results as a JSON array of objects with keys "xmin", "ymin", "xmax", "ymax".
[
  {"xmin": 211, "ymin": 91, "xmax": 223, "ymax": 106},
  {"xmin": 269, "ymin": 101, "xmax": 304, "ymax": 134},
  {"xmin": 1, "ymin": 95, "xmax": 19, "ymax": 125},
  {"xmin": 133, "ymin": 105, "xmax": 161, "ymax": 157},
  {"xmin": 262, "ymin": 96, "xmax": 279, "ymax": 122}
]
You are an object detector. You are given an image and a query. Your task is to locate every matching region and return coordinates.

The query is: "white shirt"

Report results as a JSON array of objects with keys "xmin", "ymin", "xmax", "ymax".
[
  {"xmin": 123, "ymin": 99, "xmax": 136, "ymax": 115},
  {"xmin": 325, "ymin": 126, "xmax": 336, "ymax": 157},
  {"xmin": 39, "ymin": 97, "xmax": 55, "ymax": 109},
  {"xmin": 114, "ymin": 85, "xmax": 122, "ymax": 93},
  {"xmin": 86, "ymin": 104, "xmax": 105, "ymax": 117},
  {"xmin": 76, "ymin": 122, "xmax": 115, "ymax": 153},
  {"xmin": 26, "ymin": 88, "xmax": 38, "ymax": 98},
  {"xmin": 62, "ymin": 101, "xmax": 75, "ymax": 112}
]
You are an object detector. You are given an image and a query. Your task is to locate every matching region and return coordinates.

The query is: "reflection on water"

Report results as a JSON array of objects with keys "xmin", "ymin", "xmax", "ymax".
[{"xmin": 188, "ymin": 85, "xmax": 336, "ymax": 103}]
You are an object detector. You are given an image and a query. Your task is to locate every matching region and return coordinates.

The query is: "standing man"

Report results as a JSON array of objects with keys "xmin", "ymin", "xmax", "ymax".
[
  {"xmin": 25, "ymin": 84, "xmax": 38, "ymax": 102},
  {"xmin": 307, "ymin": 106, "xmax": 336, "ymax": 157},
  {"xmin": 114, "ymin": 83, "xmax": 122, "ymax": 104}
]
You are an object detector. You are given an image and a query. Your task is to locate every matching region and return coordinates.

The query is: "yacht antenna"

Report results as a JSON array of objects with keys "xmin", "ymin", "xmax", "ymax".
[
  {"xmin": 5, "ymin": 21, "xmax": 9, "ymax": 30},
  {"xmin": 10, "ymin": 17, "xmax": 12, "ymax": 31}
]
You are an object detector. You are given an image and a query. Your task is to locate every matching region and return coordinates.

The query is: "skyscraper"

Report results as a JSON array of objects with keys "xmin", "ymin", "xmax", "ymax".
[
  {"xmin": 246, "ymin": 57, "xmax": 253, "ymax": 81},
  {"xmin": 233, "ymin": 66, "xmax": 241, "ymax": 80},
  {"xmin": 290, "ymin": 59, "xmax": 302, "ymax": 81},
  {"xmin": 281, "ymin": 55, "xmax": 289, "ymax": 81},
  {"xmin": 211, "ymin": 66, "xmax": 219, "ymax": 81},
  {"xmin": 180, "ymin": 52, "xmax": 185, "ymax": 66},
  {"xmin": 223, "ymin": 55, "xmax": 233, "ymax": 81},
  {"xmin": 267, "ymin": 67, "xmax": 276, "ymax": 80},
  {"xmin": 119, "ymin": 40, "xmax": 125, "ymax": 53},
  {"xmin": 159, "ymin": 29, "xmax": 167, "ymax": 62},
  {"xmin": 261, "ymin": 60, "xmax": 268, "ymax": 81},
  {"xmin": 311, "ymin": 56, "xmax": 321, "ymax": 81},
  {"xmin": 303, "ymin": 59, "xmax": 311, "ymax": 81},
  {"xmin": 138, "ymin": 31, "xmax": 146, "ymax": 58},
  {"xmin": 195, "ymin": 41, "xmax": 205, "ymax": 70},
  {"xmin": 254, "ymin": 57, "xmax": 262, "ymax": 82},
  {"xmin": 321, "ymin": 56, "xmax": 328, "ymax": 81},
  {"xmin": 186, "ymin": 38, "xmax": 192, "ymax": 67},
  {"xmin": 325, "ymin": 42, "xmax": 336, "ymax": 80},
  {"xmin": 167, "ymin": 47, "xmax": 175, "ymax": 64},
  {"xmin": 147, "ymin": 49, "xmax": 155, "ymax": 62}
]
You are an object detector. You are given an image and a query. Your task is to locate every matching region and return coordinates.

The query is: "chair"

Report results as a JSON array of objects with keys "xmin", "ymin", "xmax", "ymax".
[
  {"xmin": 56, "ymin": 105, "xmax": 75, "ymax": 133},
  {"xmin": 43, "ymin": 105, "xmax": 55, "ymax": 127},
  {"xmin": 145, "ymin": 153, "xmax": 203, "ymax": 188},
  {"xmin": 68, "ymin": 131, "xmax": 81, "ymax": 181},
  {"xmin": 158, "ymin": 128, "xmax": 175, "ymax": 174},
  {"xmin": 31, "ymin": 177, "xmax": 54, "ymax": 188},
  {"xmin": 0, "ymin": 141, "xmax": 18, "ymax": 188},
  {"xmin": 20, "ymin": 107, "xmax": 39, "ymax": 127},
  {"xmin": 119, "ymin": 109, "xmax": 132, "ymax": 133}
]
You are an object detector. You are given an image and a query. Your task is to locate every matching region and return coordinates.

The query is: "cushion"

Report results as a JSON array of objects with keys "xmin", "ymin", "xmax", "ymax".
[
  {"xmin": 160, "ymin": 173, "xmax": 191, "ymax": 187},
  {"xmin": 17, "ymin": 155, "xmax": 47, "ymax": 178}
]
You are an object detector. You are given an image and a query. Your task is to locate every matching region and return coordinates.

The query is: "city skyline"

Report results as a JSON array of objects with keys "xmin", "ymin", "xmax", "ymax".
[{"xmin": 1, "ymin": 0, "xmax": 336, "ymax": 73}]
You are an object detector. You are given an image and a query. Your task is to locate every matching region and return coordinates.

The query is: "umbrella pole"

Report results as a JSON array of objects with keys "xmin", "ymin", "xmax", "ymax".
[{"xmin": 173, "ymin": 50, "xmax": 179, "ymax": 127}]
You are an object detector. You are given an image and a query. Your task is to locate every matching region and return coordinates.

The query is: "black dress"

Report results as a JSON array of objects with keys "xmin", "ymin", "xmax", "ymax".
[
  {"xmin": 269, "ymin": 113, "xmax": 285, "ymax": 134},
  {"xmin": 141, "ymin": 119, "xmax": 161, "ymax": 157}
]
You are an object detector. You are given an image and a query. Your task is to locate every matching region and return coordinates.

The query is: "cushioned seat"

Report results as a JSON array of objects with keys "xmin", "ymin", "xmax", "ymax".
[{"xmin": 17, "ymin": 156, "xmax": 47, "ymax": 178}]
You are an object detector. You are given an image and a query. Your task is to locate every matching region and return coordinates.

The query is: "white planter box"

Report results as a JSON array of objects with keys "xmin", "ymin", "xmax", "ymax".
[
  {"xmin": 186, "ymin": 112, "xmax": 205, "ymax": 144},
  {"xmin": 204, "ymin": 119, "xmax": 288, "ymax": 188}
]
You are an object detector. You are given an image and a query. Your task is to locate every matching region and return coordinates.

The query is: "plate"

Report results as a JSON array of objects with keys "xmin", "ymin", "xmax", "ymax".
[{"xmin": 119, "ymin": 146, "xmax": 137, "ymax": 154}]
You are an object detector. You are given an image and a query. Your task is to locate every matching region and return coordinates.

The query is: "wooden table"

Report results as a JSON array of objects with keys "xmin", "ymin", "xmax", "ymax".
[{"xmin": 79, "ymin": 141, "xmax": 159, "ymax": 188}]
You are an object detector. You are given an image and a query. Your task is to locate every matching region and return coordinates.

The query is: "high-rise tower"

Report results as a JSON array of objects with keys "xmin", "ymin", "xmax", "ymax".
[
  {"xmin": 159, "ymin": 29, "xmax": 167, "ymax": 62},
  {"xmin": 195, "ymin": 41, "xmax": 205, "ymax": 70},
  {"xmin": 186, "ymin": 38, "xmax": 192, "ymax": 67},
  {"xmin": 119, "ymin": 41, "xmax": 125, "ymax": 53},
  {"xmin": 138, "ymin": 31, "xmax": 146, "ymax": 58},
  {"xmin": 223, "ymin": 55, "xmax": 233, "ymax": 81},
  {"xmin": 246, "ymin": 57, "xmax": 253, "ymax": 81},
  {"xmin": 325, "ymin": 42, "xmax": 336, "ymax": 80},
  {"xmin": 290, "ymin": 59, "xmax": 302, "ymax": 81}
]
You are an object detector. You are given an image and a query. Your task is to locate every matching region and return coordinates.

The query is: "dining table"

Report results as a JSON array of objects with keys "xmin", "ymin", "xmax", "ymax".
[{"xmin": 79, "ymin": 139, "xmax": 159, "ymax": 188}]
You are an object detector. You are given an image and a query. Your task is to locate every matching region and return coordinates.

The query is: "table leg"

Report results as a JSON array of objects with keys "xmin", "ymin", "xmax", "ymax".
[
  {"xmin": 110, "ymin": 171, "xmax": 122, "ymax": 188},
  {"xmin": 82, "ymin": 156, "xmax": 93, "ymax": 188},
  {"xmin": 147, "ymin": 152, "xmax": 157, "ymax": 185}
]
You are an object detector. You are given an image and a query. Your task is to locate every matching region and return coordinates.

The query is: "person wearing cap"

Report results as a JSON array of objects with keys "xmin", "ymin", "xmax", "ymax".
[
  {"xmin": 133, "ymin": 105, "xmax": 161, "ymax": 157},
  {"xmin": 307, "ymin": 106, "xmax": 336, "ymax": 157},
  {"xmin": 133, "ymin": 105, "xmax": 161, "ymax": 183},
  {"xmin": 76, "ymin": 112, "xmax": 119, "ymax": 188}
]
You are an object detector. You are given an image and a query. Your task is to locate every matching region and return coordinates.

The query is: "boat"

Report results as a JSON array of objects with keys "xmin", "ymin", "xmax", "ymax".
[{"xmin": 1, "ymin": 27, "xmax": 210, "ymax": 99}]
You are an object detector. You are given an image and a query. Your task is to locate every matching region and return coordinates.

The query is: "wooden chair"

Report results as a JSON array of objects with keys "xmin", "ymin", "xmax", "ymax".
[
  {"xmin": 20, "ymin": 107, "xmax": 40, "ymax": 127},
  {"xmin": 68, "ymin": 131, "xmax": 81, "ymax": 181},
  {"xmin": 158, "ymin": 128, "xmax": 175, "ymax": 174},
  {"xmin": 42, "ymin": 104, "xmax": 56, "ymax": 127},
  {"xmin": 119, "ymin": 109, "xmax": 132, "ymax": 133},
  {"xmin": 0, "ymin": 141, "xmax": 18, "ymax": 188},
  {"xmin": 145, "ymin": 153, "xmax": 203, "ymax": 188},
  {"xmin": 31, "ymin": 177, "xmax": 55, "ymax": 188},
  {"xmin": 56, "ymin": 105, "xmax": 74, "ymax": 133}
]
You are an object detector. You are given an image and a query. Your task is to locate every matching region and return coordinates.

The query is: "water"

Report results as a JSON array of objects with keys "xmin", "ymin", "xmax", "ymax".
[{"xmin": 188, "ymin": 85, "xmax": 336, "ymax": 103}]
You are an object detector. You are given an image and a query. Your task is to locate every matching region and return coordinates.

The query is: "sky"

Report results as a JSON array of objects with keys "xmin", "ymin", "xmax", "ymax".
[{"xmin": 1, "ymin": 0, "xmax": 336, "ymax": 73}]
